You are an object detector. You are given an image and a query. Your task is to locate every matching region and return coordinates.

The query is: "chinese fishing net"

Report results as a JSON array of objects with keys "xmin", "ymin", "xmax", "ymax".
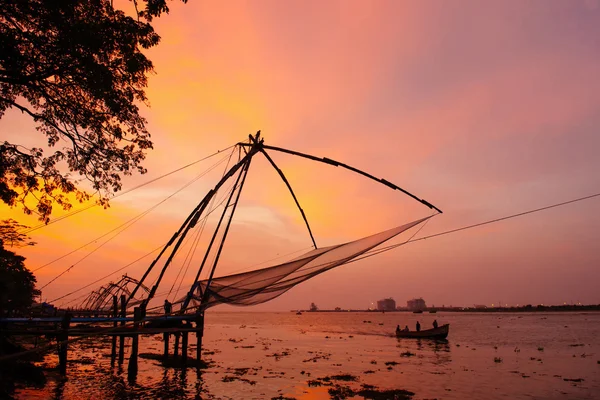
[{"xmin": 176, "ymin": 216, "xmax": 431, "ymax": 311}]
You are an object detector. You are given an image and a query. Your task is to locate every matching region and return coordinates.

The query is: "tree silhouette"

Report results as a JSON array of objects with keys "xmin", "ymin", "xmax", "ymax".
[
  {"xmin": 0, "ymin": 0, "xmax": 187, "ymax": 222},
  {"xmin": 0, "ymin": 242, "xmax": 39, "ymax": 316}
]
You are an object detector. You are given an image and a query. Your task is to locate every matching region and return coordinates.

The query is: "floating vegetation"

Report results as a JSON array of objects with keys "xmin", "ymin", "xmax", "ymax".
[
  {"xmin": 362, "ymin": 383, "xmax": 377, "ymax": 390},
  {"xmin": 328, "ymin": 385, "xmax": 355, "ymax": 398},
  {"xmin": 138, "ymin": 353, "xmax": 211, "ymax": 369},
  {"xmin": 330, "ymin": 374, "xmax": 358, "ymax": 382},
  {"xmin": 384, "ymin": 361, "xmax": 399, "ymax": 366},
  {"xmin": 267, "ymin": 351, "xmax": 291, "ymax": 360},
  {"xmin": 537, "ymin": 347, "xmax": 544, "ymax": 352},
  {"xmin": 363, "ymin": 370, "xmax": 375, "ymax": 374},
  {"xmin": 494, "ymin": 357, "xmax": 503, "ymax": 363},
  {"xmin": 270, "ymin": 396, "xmax": 296, "ymax": 400},
  {"xmin": 569, "ymin": 343, "xmax": 584, "ymax": 347},
  {"xmin": 325, "ymin": 384, "xmax": 414, "ymax": 400},
  {"xmin": 221, "ymin": 375, "xmax": 257, "ymax": 385},
  {"xmin": 69, "ymin": 357, "xmax": 95, "ymax": 365},
  {"xmin": 302, "ymin": 352, "xmax": 331, "ymax": 363},
  {"xmin": 400, "ymin": 351, "xmax": 415, "ymax": 357}
]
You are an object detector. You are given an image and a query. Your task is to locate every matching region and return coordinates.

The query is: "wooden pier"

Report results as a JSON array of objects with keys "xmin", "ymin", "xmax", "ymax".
[{"xmin": 0, "ymin": 296, "xmax": 206, "ymax": 380}]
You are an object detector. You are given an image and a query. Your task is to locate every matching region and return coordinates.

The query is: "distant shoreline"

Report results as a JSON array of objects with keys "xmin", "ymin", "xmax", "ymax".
[{"xmin": 294, "ymin": 305, "xmax": 600, "ymax": 313}]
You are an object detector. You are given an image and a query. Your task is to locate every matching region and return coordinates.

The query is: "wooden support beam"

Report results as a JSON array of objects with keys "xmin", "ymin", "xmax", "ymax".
[
  {"xmin": 181, "ymin": 330, "xmax": 188, "ymax": 366},
  {"xmin": 128, "ymin": 307, "xmax": 141, "ymax": 379},
  {"xmin": 196, "ymin": 313, "xmax": 204, "ymax": 364},
  {"xmin": 163, "ymin": 332, "xmax": 170, "ymax": 359},
  {"xmin": 58, "ymin": 312, "xmax": 71, "ymax": 375},
  {"xmin": 174, "ymin": 333, "xmax": 180, "ymax": 357},
  {"xmin": 111, "ymin": 295, "xmax": 117, "ymax": 364},
  {"xmin": 118, "ymin": 295, "xmax": 126, "ymax": 364}
]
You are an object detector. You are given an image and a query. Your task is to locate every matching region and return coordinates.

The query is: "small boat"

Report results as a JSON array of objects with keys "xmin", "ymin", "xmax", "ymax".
[
  {"xmin": 395, "ymin": 324, "xmax": 449, "ymax": 339},
  {"xmin": 412, "ymin": 310, "xmax": 423, "ymax": 314},
  {"xmin": 296, "ymin": 311, "xmax": 302, "ymax": 315}
]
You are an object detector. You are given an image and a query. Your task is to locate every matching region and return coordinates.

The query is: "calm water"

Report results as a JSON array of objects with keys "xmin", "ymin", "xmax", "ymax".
[{"xmin": 14, "ymin": 312, "xmax": 600, "ymax": 399}]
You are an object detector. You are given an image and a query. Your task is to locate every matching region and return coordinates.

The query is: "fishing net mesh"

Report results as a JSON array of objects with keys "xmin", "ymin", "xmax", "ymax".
[{"xmin": 177, "ymin": 216, "xmax": 430, "ymax": 311}]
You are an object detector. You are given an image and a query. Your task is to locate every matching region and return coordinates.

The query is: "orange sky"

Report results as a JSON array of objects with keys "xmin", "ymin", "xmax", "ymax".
[{"xmin": 2, "ymin": 0, "xmax": 600, "ymax": 310}]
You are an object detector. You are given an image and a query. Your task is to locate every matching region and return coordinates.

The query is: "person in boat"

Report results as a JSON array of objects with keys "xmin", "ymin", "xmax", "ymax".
[
  {"xmin": 433, "ymin": 319, "xmax": 438, "ymax": 329},
  {"xmin": 403, "ymin": 325, "xmax": 409, "ymax": 332},
  {"xmin": 396, "ymin": 325, "xmax": 401, "ymax": 335},
  {"xmin": 416, "ymin": 321, "xmax": 421, "ymax": 332}
]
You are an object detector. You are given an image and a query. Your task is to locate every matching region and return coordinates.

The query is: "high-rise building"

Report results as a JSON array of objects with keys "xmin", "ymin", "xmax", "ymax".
[
  {"xmin": 377, "ymin": 298, "xmax": 396, "ymax": 311},
  {"xmin": 407, "ymin": 298, "xmax": 427, "ymax": 311}
]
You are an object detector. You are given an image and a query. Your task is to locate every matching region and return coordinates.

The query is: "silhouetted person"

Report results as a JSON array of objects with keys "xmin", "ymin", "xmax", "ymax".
[
  {"xmin": 416, "ymin": 321, "xmax": 421, "ymax": 332},
  {"xmin": 404, "ymin": 325, "xmax": 409, "ymax": 332},
  {"xmin": 164, "ymin": 300, "xmax": 172, "ymax": 315},
  {"xmin": 433, "ymin": 319, "xmax": 438, "ymax": 329},
  {"xmin": 396, "ymin": 325, "xmax": 401, "ymax": 335}
]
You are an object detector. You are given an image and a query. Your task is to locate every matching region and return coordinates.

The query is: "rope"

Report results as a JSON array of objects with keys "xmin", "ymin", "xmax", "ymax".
[
  {"xmin": 21, "ymin": 144, "xmax": 237, "ymax": 234},
  {"xmin": 169, "ymin": 147, "xmax": 237, "ymax": 300},
  {"xmin": 49, "ymin": 243, "xmax": 165, "ymax": 304},
  {"xmin": 351, "ymin": 191, "xmax": 600, "ymax": 262},
  {"xmin": 36, "ymin": 153, "xmax": 232, "ymax": 288}
]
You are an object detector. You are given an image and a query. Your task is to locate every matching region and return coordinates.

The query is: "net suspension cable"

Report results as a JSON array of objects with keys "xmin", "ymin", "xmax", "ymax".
[
  {"xmin": 21, "ymin": 144, "xmax": 237, "ymax": 234},
  {"xmin": 37, "ymin": 150, "xmax": 235, "ymax": 290}
]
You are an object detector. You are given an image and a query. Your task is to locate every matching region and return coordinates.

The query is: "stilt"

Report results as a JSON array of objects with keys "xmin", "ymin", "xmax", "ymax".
[
  {"xmin": 163, "ymin": 332, "xmax": 170, "ymax": 359},
  {"xmin": 128, "ymin": 307, "xmax": 141, "ymax": 379},
  {"xmin": 174, "ymin": 333, "xmax": 180, "ymax": 357},
  {"xmin": 111, "ymin": 295, "xmax": 117, "ymax": 364},
  {"xmin": 195, "ymin": 313, "xmax": 204, "ymax": 365},
  {"xmin": 58, "ymin": 312, "xmax": 71, "ymax": 375},
  {"xmin": 181, "ymin": 330, "xmax": 188, "ymax": 365},
  {"xmin": 118, "ymin": 294, "xmax": 126, "ymax": 364}
]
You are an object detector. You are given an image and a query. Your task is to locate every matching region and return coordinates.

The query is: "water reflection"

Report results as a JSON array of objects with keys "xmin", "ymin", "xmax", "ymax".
[
  {"xmin": 16, "ymin": 312, "xmax": 600, "ymax": 400},
  {"xmin": 395, "ymin": 338, "xmax": 452, "ymax": 366},
  {"xmin": 52, "ymin": 377, "xmax": 66, "ymax": 400}
]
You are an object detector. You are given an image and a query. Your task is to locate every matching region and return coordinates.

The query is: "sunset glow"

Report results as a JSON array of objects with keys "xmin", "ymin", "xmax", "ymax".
[{"xmin": 2, "ymin": 0, "xmax": 600, "ymax": 311}]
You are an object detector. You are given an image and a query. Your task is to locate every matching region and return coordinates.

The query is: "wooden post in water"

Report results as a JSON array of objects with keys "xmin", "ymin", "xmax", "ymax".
[
  {"xmin": 58, "ymin": 312, "xmax": 71, "ymax": 375},
  {"xmin": 181, "ymin": 327, "xmax": 188, "ymax": 366},
  {"xmin": 128, "ymin": 306, "xmax": 141, "ymax": 378},
  {"xmin": 163, "ymin": 332, "xmax": 169, "ymax": 359},
  {"xmin": 174, "ymin": 332, "xmax": 180, "ymax": 357},
  {"xmin": 195, "ymin": 313, "xmax": 204, "ymax": 365},
  {"xmin": 118, "ymin": 294, "xmax": 126, "ymax": 364},
  {"xmin": 111, "ymin": 295, "xmax": 118, "ymax": 364}
]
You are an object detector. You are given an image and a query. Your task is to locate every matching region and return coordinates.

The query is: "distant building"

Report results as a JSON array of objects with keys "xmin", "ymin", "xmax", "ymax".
[
  {"xmin": 407, "ymin": 298, "xmax": 427, "ymax": 311},
  {"xmin": 377, "ymin": 298, "xmax": 396, "ymax": 311}
]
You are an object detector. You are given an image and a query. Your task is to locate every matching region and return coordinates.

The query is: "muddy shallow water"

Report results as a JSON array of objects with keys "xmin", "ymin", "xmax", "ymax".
[{"xmin": 14, "ymin": 312, "xmax": 600, "ymax": 399}]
